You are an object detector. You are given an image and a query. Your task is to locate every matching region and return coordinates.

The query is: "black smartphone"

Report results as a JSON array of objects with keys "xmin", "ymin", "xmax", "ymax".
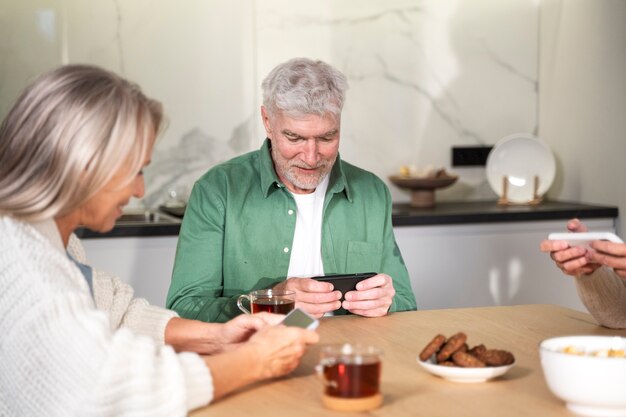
[
  {"xmin": 312, "ymin": 272, "xmax": 377, "ymax": 301},
  {"xmin": 280, "ymin": 308, "xmax": 319, "ymax": 330}
]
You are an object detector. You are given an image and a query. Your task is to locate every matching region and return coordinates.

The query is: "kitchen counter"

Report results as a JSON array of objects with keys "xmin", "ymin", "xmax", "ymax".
[
  {"xmin": 78, "ymin": 200, "xmax": 619, "ymax": 308},
  {"xmin": 76, "ymin": 216, "xmax": 182, "ymax": 239},
  {"xmin": 76, "ymin": 200, "xmax": 618, "ymax": 239},
  {"xmin": 392, "ymin": 199, "xmax": 618, "ymax": 226}
]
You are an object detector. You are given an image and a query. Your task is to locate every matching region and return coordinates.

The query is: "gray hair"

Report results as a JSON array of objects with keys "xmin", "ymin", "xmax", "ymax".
[
  {"xmin": 0, "ymin": 64, "xmax": 162, "ymax": 221},
  {"xmin": 261, "ymin": 57, "xmax": 348, "ymax": 119}
]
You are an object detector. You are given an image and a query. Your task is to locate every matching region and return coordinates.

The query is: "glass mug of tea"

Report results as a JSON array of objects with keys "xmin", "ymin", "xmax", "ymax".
[
  {"xmin": 236, "ymin": 289, "xmax": 296, "ymax": 314},
  {"xmin": 317, "ymin": 344, "xmax": 383, "ymax": 412}
]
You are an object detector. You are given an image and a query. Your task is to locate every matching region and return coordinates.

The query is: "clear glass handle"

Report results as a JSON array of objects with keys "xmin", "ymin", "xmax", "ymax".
[
  {"xmin": 315, "ymin": 363, "xmax": 337, "ymax": 388},
  {"xmin": 237, "ymin": 294, "xmax": 251, "ymax": 314}
]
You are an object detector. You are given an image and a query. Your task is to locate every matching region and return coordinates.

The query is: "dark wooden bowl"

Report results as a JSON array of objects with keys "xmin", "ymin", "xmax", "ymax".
[{"xmin": 389, "ymin": 175, "xmax": 458, "ymax": 208}]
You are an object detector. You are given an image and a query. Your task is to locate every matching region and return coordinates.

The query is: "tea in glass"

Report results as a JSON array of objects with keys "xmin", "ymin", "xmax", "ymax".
[
  {"xmin": 318, "ymin": 344, "xmax": 383, "ymax": 411},
  {"xmin": 237, "ymin": 289, "xmax": 295, "ymax": 315},
  {"xmin": 251, "ymin": 298, "xmax": 295, "ymax": 314}
]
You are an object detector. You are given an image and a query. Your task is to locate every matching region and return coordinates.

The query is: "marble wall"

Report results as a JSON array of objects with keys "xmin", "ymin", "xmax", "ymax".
[{"xmin": 0, "ymin": 0, "xmax": 538, "ymax": 207}]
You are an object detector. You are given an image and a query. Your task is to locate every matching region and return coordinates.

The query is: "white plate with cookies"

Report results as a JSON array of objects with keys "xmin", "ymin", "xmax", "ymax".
[
  {"xmin": 416, "ymin": 332, "xmax": 516, "ymax": 383},
  {"xmin": 417, "ymin": 356, "xmax": 515, "ymax": 383}
]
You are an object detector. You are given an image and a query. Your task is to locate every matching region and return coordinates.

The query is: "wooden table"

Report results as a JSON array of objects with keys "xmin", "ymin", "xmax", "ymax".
[{"xmin": 190, "ymin": 305, "xmax": 626, "ymax": 417}]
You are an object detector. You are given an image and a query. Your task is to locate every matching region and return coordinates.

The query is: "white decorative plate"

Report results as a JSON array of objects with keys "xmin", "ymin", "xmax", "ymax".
[
  {"xmin": 486, "ymin": 133, "xmax": 556, "ymax": 203},
  {"xmin": 417, "ymin": 356, "xmax": 515, "ymax": 383}
]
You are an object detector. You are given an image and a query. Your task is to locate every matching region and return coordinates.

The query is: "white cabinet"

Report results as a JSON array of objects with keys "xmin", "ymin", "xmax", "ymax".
[
  {"xmin": 81, "ymin": 236, "xmax": 178, "ymax": 307},
  {"xmin": 394, "ymin": 219, "xmax": 616, "ymax": 312},
  {"xmin": 81, "ymin": 218, "xmax": 616, "ymax": 311}
]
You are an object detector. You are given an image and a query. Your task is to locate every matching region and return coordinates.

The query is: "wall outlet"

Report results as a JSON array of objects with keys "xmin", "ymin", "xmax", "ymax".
[{"xmin": 451, "ymin": 146, "xmax": 493, "ymax": 167}]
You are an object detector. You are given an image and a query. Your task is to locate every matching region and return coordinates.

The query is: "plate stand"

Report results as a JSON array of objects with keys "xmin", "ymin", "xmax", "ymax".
[{"xmin": 497, "ymin": 175, "xmax": 543, "ymax": 206}]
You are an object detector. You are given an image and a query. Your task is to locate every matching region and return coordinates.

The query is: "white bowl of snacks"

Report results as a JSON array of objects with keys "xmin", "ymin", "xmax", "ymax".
[{"xmin": 539, "ymin": 336, "xmax": 626, "ymax": 417}]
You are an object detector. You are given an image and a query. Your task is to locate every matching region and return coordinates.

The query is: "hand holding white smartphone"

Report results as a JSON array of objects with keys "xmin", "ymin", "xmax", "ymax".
[
  {"xmin": 280, "ymin": 308, "xmax": 319, "ymax": 330},
  {"xmin": 548, "ymin": 232, "xmax": 623, "ymax": 249}
]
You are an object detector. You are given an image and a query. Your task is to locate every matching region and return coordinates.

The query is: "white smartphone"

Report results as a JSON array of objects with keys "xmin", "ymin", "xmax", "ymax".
[
  {"xmin": 280, "ymin": 308, "xmax": 319, "ymax": 330},
  {"xmin": 548, "ymin": 232, "xmax": 623, "ymax": 249}
]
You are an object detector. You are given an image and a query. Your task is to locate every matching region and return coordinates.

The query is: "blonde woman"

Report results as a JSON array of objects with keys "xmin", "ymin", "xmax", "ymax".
[{"xmin": 0, "ymin": 65, "xmax": 318, "ymax": 416}]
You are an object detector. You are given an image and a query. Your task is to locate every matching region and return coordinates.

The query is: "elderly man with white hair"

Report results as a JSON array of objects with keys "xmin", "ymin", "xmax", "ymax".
[{"xmin": 168, "ymin": 57, "xmax": 417, "ymax": 323}]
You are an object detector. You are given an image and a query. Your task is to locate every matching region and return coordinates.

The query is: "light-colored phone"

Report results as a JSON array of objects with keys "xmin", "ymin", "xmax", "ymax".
[
  {"xmin": 548, "ymin": 232, "xmax": 623, "ymax": 249},
  {"xmin": 280, "ymin": 308, "xmax": 319, "ymax": 330}
]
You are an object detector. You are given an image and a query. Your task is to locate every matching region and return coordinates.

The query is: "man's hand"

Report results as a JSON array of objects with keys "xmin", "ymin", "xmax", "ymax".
[
  {"xmin": 539, "ymin": 218, "xmax": 601, "ymax": 276},
  {"xmin": 342, "ymin": 273, "xmax": 395, "ymax": 317},
  {"xmin": 274, "ymin": 278, "xmax": 341, "ymax": 318}
]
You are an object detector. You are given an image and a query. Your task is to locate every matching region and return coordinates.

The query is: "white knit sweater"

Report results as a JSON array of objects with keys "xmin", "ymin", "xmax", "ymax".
[{"xmin": 0, "ymin": 217, "xmax": 213, "ymax": 416}]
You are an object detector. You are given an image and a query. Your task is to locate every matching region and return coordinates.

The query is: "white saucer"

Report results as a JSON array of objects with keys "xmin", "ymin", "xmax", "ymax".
[
  {"xmin": 486, "ymin": 133, "xmax": 555, "ymax": 203},
  {"xmin": 417, "ymin": 356, "xmax": 515, "ymax": 383}
]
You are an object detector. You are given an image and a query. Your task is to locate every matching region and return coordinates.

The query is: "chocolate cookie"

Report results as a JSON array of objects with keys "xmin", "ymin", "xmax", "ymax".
[
  {"xmin": 436, "ymin": 332, "xmax": 467, "ymax": 362},
  {"xmin": 419, "ymin": 334, "xmax": 447, "ymax": 361},
  {"xmin": 468, "ymin": 344, "xmax": 486, "ymax": 357},
  {"xmin": 452, "ymin": 351, "xmax": 486, "ymax": 368},
  {"xmin": 476, "ymin": 349, "xmax": 515, "ymax": 366}
]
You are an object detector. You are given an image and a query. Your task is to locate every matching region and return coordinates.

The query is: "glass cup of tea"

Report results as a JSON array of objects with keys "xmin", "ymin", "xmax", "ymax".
[
  {"xmin": 236, "ymin": 289, "xmax": 296, "ymax": 315},
  {"xmin": 317, "ymin": 344, "xmax": 383, "ymax": 412}
]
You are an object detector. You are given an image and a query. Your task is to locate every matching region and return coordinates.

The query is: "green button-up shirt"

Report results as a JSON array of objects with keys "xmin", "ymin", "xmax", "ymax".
[{"xmin": 167, "ymin": 139, "xmax": 417, "ymax": 322}]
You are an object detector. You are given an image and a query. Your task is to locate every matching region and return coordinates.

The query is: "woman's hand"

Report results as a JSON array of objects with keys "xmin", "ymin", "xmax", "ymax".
[
  {"xmin": 245, "ymin": 324, "xmax": 319, "ymax": 379},
  {"xmin": 203, "ymin": 323, "xmax": 319, "ymax": 400},
  {"xmin": 164, "ymin": 313, "xmax": 284, "ymax": 355},
  {"xmin": 588, "ymin": 240, "xmax": 626, "ymax": 279},
  {"xmin": 539, "ymin": 218, "xmax": 601, "ymax": 276},
  {"xmin": 214, "ymin": 313, "xmax": 285, "ymax": 352}
]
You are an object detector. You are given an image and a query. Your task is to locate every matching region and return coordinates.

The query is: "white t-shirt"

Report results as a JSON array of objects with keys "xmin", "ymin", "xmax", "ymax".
[{"xmin": 287, "ymin": 175, "xmax": 329, "ymax": 278}]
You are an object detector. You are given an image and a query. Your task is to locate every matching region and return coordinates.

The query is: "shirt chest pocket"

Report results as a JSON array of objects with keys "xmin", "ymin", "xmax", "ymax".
[{"xmin": 346, "ymin": 241, "xmax": 383, "ymax": 272}]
